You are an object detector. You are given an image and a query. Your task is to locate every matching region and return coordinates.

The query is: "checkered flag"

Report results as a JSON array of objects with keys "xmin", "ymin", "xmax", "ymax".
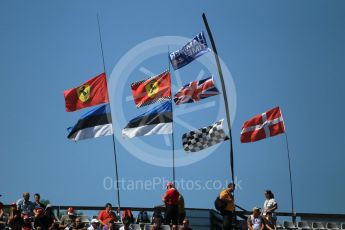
[{"xmin": 182, "ymin": 119, "xmax": 230, "ymax": 152}]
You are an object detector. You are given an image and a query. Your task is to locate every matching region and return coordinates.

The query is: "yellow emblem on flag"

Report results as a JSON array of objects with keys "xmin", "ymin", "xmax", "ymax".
[
  {"xmin": 145, "ymin": 80, "xmax": 159, "ymax": 98},
  {"xmin": 77, "ymin": 84, "xmax": 91, "ymax": 102}
]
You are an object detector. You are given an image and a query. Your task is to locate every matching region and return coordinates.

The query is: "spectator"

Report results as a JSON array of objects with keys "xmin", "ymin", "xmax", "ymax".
[
  {"xmin": 44, "ymin": 204, "xmax": 57, "ymax": 224},
  {"xmin": 71, "ymin": 217, "xmax": 86, "ymax": 230},
  {"xmin": 136, "ymin": 211, "xmax": 150, "ymax": 224},
  {"xmin": 17, "ymin": 192, "xmax": 35, "ymax": 217},
  {"xmin": 0, "ymin": 202, "xmax": 7, "ymax": 230},
  {"xmin": 178, "ymin": 194, "xmax": 186, "ymax": 225},
  {"xmin": 34, "ymin": 207, "xmax": 52, "ymax": 230},
  {"xmin": 98, "ymin": 203, "xmax": 117, "ymax": 226},
  {"xmin": 150, "ymin": 215, "xmax": 163, "ymax": 230},
  {"xmin": 247, "ymin": 207, "xmax": 264, "ymax": 230},
  {"xmin": 219, "ymin": 183, "xmax": 235, "ymax": 230},
  {"xmin": 8, "ymin": 203, "xmax": 24, "ymax": 230},
  {"xmin": 59, "ymin": 207, "xmax": 76, "ymax": 229},
  {"xmin": 263, "ymin": 212, "xmax": 276, "ymax": 230},
  {"xmin": 34, "ymin": 194, "xmax": 46, "ymax": 212},
  {"xmin": 88, "ymin": 219, "xmax": 101, "ymax": 230},
  {"xmin": 262, "ymin": 190, "xmax": 277, "ymax": 218},
  {"xmin": 162, "ymin": 182, "xmax": 179, "ymax": 225},
  {"xmin": 180, "ymin": 218, "xmax": 192, "ymax": 230},
  {"xmin": 119, "ymin": 217, "xmax": 133, "ymax": 230}
]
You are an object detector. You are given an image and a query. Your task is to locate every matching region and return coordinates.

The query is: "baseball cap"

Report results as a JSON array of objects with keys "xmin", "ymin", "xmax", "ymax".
[
  {"xmin": 67, "ymin": 207, "xmax": 74, "ymax": 215},
  {"xmin": 91, "ymin": 219, "xmax": 99, "ymax": 224},
  {"xmin": 252, "ymin": 207, "xmax": 260, "ymax": 212},
  {"xmin": 166, "ymin": 182, "xmax": 174, "ymax": 187}
]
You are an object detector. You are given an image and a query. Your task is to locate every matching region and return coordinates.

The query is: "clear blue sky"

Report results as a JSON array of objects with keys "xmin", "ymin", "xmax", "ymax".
[{"xmin": 1, "ymin": 0, "xmax": 345, "ymax": 215}]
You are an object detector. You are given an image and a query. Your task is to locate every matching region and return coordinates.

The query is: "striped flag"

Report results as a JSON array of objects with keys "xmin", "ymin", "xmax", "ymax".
[
  {"xmin": 241, "ymin": 107, "xmax": 285, "ymax": 143},
  {"xmin": 174, "ymin": 76, "xmax": 219, "ymax": 105},
  {"xmin": 67, "ymin": 103, "xmax": 113, "ymax": 141}
]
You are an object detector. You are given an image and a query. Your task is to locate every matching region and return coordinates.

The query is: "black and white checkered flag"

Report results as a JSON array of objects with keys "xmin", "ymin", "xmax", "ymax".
[{"xmin": 182, "ymin": 119, "xmax": 230, "ymax": 152}]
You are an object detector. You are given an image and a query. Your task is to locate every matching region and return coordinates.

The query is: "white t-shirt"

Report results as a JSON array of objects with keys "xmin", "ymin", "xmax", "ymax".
[
  {"xmin": 263, "ymin": 198, "xmax": 277, "ymax": 214},
  {"xmin": 249, "ymin": 215, "xmax": 263, "ymax": 230}
]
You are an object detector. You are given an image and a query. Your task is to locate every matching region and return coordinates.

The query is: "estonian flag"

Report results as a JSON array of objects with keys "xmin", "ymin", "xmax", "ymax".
[
  {"xmin": 122, "ymin": 101, "xmax": 173, "ymax": 139},
  {"xmin": 67, "ymin": 103, "xmax": 113, "ymax": 141}
]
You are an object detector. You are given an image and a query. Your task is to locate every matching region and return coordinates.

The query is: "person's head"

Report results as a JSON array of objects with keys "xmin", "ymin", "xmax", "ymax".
[
  {"xmin": 171, "ymin": 225, "xmax": 178, "ymax": 230},
  {"xmin": 91, "ymin": 219, "xmax": 99, "ymax": 227},
  {"xmin": 266, "ymin": 211, "xmax": 273, "ymax": 219},
  {"xmin": 183, "ymin": 218, "xmax": 190, "ymax": 228},
  {"xmin": 252, "ymin": 207, "xmax": 260, "ymax": 217},
  {"xmin": 67, "ymin": 207, "xmax": 75, "ymax": 216},
  {"xmin": 34, "ymin": 193, "xmax": 40, "ymax": 202},
  {"xmin": 105, "ymin": 203, "xmax": 112, "ymax": 212},
  {"xmin": 11, "ymin": 202, "xmax": 17, "ymax": 210},
  {"xmin": 227, "ymin": 183, "xmax": 235, "ymax": 192},
  {"xmin": 75, "ymin": 217, "xmax": 82, "ymax": 225},
  {"xmin": 166, "ymin": 182, "xmax": 174, "ymax": 190},
  {"xmin": 23, "ymin": 192, "xmax": 30, "ymax": 201},
  {"xmin": 265, "ymin": 190, "xmax": 274, "ymax": 199}
]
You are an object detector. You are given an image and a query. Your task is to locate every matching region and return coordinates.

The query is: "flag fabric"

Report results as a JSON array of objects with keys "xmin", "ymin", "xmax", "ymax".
[
  {"xmin": 241, "ymin": 107, "xmax": 285, "ymax": 143},
  {"xmin": 131, "ymin": 71, "xmax": 171, "ymax": 108},
  {"xmin": 64, "ymin": 73, "xmax": 109, "ymax": 112},
  {"xmin": 67, "ymin": 103, "xmax": 113, "ymax": 141},
  {"xmin": 182, "ymin": 119, "xmax": 229, "ymax": 152},
  {"xmin": 122, "ymin": 101, "xmax": 173, "ymax": 139},
  {"xmin": 169, "ymin": 31, "xmax": 210, "ymax": 70},
  {"xmin": 174, "ymin": 76, "xmax": 219, "ymax": 105}
]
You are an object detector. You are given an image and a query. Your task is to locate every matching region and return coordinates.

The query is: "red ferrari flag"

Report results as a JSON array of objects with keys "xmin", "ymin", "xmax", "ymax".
[
  {"xmin": 64, "ymin": 73, "xmax": 109, "ymax": 112},
  {"xmin": 241, "ymin": 107, "xmax": 285, "ymax": 143},
  {"xmin": 131, "ymin": 71, "xmax": 171, "ymax": 108}
]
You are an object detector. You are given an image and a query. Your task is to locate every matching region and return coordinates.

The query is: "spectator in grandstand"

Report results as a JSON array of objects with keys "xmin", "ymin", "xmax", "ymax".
[
  {"xmin": 247, "ymin": 207, "xmax": 264, "ymax": 230},
  {"xmin": 34, "ymin": 194, "xmax": 46, "ymax": 213},
  {"xmin": 151, "ymin": 215, "xmax": 162, "ymax": 230},
  {"xmin": 71, "ymin": 217, "xmax": 86, "ymax": 230},
  {"xmin": 34, "ymin": 207, "xmax": 52, "ymax": 230},
  {"xmin": 180, "ymin": 218, "xmax": 192, "ymax": 230},
  {"xmin": 17, "ymin": 192, "xmax": 35, "ymax": 217},
  {"xmin": 136, "ymin": 211, "xmax": 150, "ymax": 224},
  {"xmin": 178, "ymin": 194, "xmax": 186, "ymax": 225},
  {"xmin": 263, "ymin": 212, "xmax": 276, "ymax": 230},
  {"xmin": 119, "ymin": 217, "xmax": 134, "ymax": 230},
  {"xmin": 162, "ymin": 182, "xmax": 179, "ymax": 225},
  {"xmin": 59, "ymin": 207, "xmax": 76, "ymax": 229},
  {"xmin": 262, "ymin": 190, "xmax": 278, "ymax": 219},
  {"xmin": 98, "ymin": 203, "xmax": 118, "ymax": 227},
  {"xmin": 44, "ymin": 204, "xmax": 57, "ymax": 224},
  {"xmin": 88, "ymin": 219, "xmax": 101, "ymax": 230},
  {"xmin": 0, "ymin": 202, "xmax": 7, "ymax": 230},
  {"xmin": 8, "ymin": 203, "xmax": 24, "ymax": 230},
  {"xmin": 219, "ymin": 183, "xmax": 235, "ymax": 230}
]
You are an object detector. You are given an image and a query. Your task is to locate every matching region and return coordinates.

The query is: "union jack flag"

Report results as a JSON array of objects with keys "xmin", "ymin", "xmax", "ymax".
[{"xmin": 174, "ymin": 76, "xmax": 219, "ymax": 105}]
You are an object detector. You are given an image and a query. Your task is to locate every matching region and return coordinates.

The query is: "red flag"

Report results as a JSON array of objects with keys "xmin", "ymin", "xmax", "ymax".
[
  {"xmin": 131, "ymin": 71, "xmax": 171, "ymax": 108},
  {"xmin": 241, "ymin": 107, "xmax": 285, "ymax": 143},
  {"xmin": 64, "ymin": 73, "xmax": 109, "ymax": 112}
]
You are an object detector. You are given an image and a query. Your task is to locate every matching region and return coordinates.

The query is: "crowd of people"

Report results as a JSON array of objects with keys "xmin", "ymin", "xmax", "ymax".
[
  {"xmin": 218, "ymin": 183, "xmax": 278, "ymax": 230},
  {"xmin": 0, "ymin": 183, "xmax": 277, "ymax": 230}
]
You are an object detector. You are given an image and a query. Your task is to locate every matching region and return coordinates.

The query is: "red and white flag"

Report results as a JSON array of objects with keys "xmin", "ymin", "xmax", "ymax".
[{"xmin": 241, "ymin": 107, "xmax": 285, "ymax": 143}]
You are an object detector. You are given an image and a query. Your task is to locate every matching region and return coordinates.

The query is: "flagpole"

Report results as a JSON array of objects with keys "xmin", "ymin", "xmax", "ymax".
[
  {"xmin": 168, "ymin": 46, "xmax": 176, "ymax": 184},
  {"xmin": 284, "ymin": 132, "xmax": 295, "ymax": 223},
  {"xmin": 202, "ymin": 13, "xmax": 235, "ymax": 186},
  {"xmin": 97, "ymin": 14, "xmax": 121, "ymax": 213}
]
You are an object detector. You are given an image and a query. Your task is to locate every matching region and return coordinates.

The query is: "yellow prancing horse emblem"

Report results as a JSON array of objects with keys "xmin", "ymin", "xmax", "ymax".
[
  {"xmin": 77, "ymin": 84, "xmax": 91, "ymax": 103},
  {"xmin": 145, "ymin": 80, "xmax": 159, "ymax": 98}
]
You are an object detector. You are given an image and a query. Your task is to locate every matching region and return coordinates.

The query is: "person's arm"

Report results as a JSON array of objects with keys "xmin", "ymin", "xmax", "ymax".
[
  {"xmin": 247, "ymin": 217, "xmax": 254, "ymax": 230},
  {"xmin": 267, "ymin": 203, "xmax": 278, "ymax": 213},
  {"xmin": 98, "ymin": 212, "xmax": 106, "ymax": 226}
]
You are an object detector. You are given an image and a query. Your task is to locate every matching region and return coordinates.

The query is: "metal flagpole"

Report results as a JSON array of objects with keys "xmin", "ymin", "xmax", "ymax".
[
  {"xmin": 97, "ymin": 14, "xmax": 121, "ymax": 213},
  {"xmin": 284, "ymin": 132, "xmax": 295, "ymax": 223},
  {"xmin": 168, "ymin": 47, "xmax": 176, "ymax": 183},
  {"xmin": 202, "ymin": 13, "xmax": 235, "ymax": 185}
]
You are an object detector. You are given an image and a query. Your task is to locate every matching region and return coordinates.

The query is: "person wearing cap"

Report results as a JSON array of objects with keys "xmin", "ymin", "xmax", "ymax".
[
  {"xmin": 162, "ymin": 182, "xmax": 179, "ymax": 225},
  {"xmin": 219, "ymin": 183, "xmax": 235, "ymax": 230},
  {"xmin": 16, "ymin": 192, "xmax": 35, "ymax": 217},
  {"xmin": 98, "ymin": 203, "xmax": 117, "ymax": 227},
  {"xmin": 34, "ymin": 207, "xmax": 52, "ymax": 230},
  {"xmin": 71, "ymin": 217, "xmax": 86, "ymax": 230},
  {"xmin": 247, "ymin": 207, "xmax": 264, "ymax": 230},
  {"xmin": 59, "ymin": 207, "xmax": 76, "ymax": 229},
  {"xmin": 87, "ymin": 219, "xmax": 101, "ymax": 230}
]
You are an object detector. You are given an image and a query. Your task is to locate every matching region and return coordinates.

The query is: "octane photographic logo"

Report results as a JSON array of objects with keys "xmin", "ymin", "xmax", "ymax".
[{"xmin": 109, "ymin": 36, "xmax": 237, "ymax": 167}]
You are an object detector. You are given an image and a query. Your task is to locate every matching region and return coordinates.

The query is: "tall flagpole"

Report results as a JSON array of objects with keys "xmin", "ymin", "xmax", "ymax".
[
  {"xmin": 168, "ymin": 46, "xmax": 176, "ymax": 183},
  {"xmin": 97, "ymin": 14, "xmax": 121, "ymax": 213},
  {"xmin": 284, "ymin": 132, "xmax": 295, "ymax": 223},
  {"xmin": 202, "ymin": 13, "xmax": 235, "ymax": 186}
]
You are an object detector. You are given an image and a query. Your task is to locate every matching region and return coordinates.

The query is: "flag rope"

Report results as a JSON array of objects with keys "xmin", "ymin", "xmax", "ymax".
[
  {"xmin": 168, "ymin": 46, "xmax": 176, "ymax": 183},
  {"xmin": 97, "ymin": 14, "xmax": 121, "ymax": 213},
  {"xmin": 284, "ymin": 132, "xmax": 296, "ymax": 223}
]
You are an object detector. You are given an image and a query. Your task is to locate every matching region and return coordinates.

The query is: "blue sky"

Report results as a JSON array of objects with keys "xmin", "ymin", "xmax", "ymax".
[{"xmin": 1, "ymin": 0, "xmax": 345, "ymax": 216}]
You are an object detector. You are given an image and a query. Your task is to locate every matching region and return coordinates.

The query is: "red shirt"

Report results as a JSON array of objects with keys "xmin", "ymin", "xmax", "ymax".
[
  {"xmin": 162, "ymin": 188, "xmax": 180, "ymax": 205},
  {"xmin": 98, "ymin": 210, "xmax": 112, "ymax": 225}
]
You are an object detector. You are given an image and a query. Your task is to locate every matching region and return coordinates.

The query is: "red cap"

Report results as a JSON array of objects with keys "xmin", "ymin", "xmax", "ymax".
[
  {"xmin": 67, "ymin": 207, "xmax": 74, "ymax": 214},
  {"xmin": 166, "ymin": 182, "xmax": 174, "ymax": 187}
]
